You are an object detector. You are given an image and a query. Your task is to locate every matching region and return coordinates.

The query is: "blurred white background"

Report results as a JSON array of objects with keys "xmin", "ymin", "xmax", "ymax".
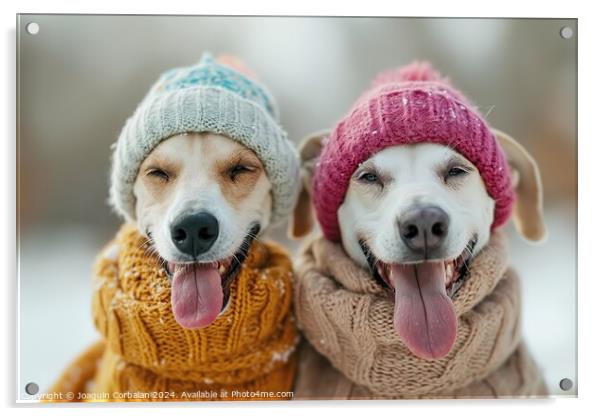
[{"xmin": 17, "ymin": 15, "xmax": 576, "ymax": 399}]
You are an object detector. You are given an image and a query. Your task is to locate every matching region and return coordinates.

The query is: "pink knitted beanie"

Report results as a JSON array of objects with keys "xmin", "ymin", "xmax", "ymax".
[{"xmin": 313, "ymin": 62, "xmax": 515, "ymax": 241}]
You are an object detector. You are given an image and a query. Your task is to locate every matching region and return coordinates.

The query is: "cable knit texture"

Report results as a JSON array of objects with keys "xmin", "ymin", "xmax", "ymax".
[
  {"xmin": 48, "ymin": 224, "xmax": 298, "ymax": 401},
  {"xmin": 313, "ymin": 62, "xmax": 515, "ymax": 241},
  {"xmin": 293, "ymin": 231, "xmax": 546, "ymax": 398},
  {"xmin": 110, "ymin": 53, "xmax": 300, "ymax": 226}
]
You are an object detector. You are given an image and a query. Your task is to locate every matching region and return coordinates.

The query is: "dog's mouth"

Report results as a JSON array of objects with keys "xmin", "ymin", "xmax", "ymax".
[
  {"xmin": 162, "ymin": 223, "xmax": 260, "ymax": 330},
  {"xmin": 360, "ymin": 236, "xmax": 477, "ymax": 360}
]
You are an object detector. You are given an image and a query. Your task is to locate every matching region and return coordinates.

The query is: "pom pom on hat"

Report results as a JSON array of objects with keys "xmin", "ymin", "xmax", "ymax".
[{"xmin": 371, "ymin": 61, "xmax": 447, "ymax": 86}]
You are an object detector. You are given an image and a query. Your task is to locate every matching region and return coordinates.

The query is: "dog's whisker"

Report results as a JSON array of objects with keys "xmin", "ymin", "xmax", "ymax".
[
  {"xmin": 231, "ymin": 252, "xmax": 244, "ymax": 269},
  {"xmin": 483, "ymin": 104, "xmax": 496, "ymax": 119},
  {"xmin": 140, "ymin": 241, "xmax": 153, "ymax": 254},
  {"xmin": 246, "ymin": 233, "xmax": 260, "ymax": 243},
  {"xmin": 137, "ymin": 236, "xmax": 155, "ymax": 252},
  {"xmin": 137, "ymin": 239, "xmax": 150, "ymax": 249},
  {"xmin": 460, "ymin": 255, "xmax": 471, "ymax": 271},
  {"xmin": 141, "ymin": 241, "xmax": 162, "ymax": 262}
]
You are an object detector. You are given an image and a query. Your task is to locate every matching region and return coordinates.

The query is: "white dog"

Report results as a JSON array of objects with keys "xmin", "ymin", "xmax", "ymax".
[{"xmin": 291, "ymin": 129, "xmax": 545, "ymax": 359}]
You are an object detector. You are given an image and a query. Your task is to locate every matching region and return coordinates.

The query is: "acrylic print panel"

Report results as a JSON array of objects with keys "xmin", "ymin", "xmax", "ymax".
[{"xmin": 17, "ymin": 15, "xmax": 577, "ymax": 402}]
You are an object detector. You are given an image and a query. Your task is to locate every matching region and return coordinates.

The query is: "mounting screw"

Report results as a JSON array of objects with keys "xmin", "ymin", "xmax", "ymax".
[
  {"xmin": 25, "ymin": 382, "xmax": 39, "ymax": 395},
  {"xmin": 560, "ymin": 26, "xmax": 573, "ymax": 39},
  {"xmin": 25, "ymin": 22, "xmax": 40, "ymax": 35},
  {"xmin": 559, "ymin": 378, "xmax": 573, "ymax": 391}
]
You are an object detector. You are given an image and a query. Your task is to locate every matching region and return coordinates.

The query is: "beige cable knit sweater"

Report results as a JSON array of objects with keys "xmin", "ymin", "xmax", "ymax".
[{"xmin": 293, "ymin": 232, "xmax": 547, "ymax": 399}]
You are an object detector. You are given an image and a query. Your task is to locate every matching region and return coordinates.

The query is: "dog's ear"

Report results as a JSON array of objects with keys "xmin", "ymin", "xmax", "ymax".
[
  {"xmin": 493, "ymin": 129, "xmax": 547, "ymax": 242},
  {"xmin": 288, "ymin": 129, "xmax": 329, "ymax": 239}
]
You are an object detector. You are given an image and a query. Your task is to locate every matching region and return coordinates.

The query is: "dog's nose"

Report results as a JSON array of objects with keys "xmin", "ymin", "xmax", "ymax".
[
  {"xmin": 398, "ymin": 205, "xmax": 449, "ymax": 254},
  {"xmin": 170, "ymin": 212, "xmax": 219, "ymax": 257}
]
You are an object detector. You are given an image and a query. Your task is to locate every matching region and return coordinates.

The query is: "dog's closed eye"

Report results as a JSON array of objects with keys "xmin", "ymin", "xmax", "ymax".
[
  {"xmin": 444, "ymin": 166, "xmax": 470, "ymax": 180},
  {"xmin": 146, "ymin": 167, "xmax": 171, "ymax": 182},
  {"xmin": 441, "ymin": 157, "xmax": 474, "ymax": 186},
  {"xmin": 228, "ymin": 164, "xmax": 257, "ymax": 181}
]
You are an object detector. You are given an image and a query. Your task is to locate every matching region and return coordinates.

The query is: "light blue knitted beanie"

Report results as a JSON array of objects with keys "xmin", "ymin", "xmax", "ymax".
[{"xmin": 110, "ymin": 53, "xmax": 300, "ymax": 226}]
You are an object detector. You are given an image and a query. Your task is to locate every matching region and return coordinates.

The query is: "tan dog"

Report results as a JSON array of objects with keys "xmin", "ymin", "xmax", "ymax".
[
  {"xmin": 132, "ymin": 132, "xmax": 272, "ymax": 328},
  {"xmin": 48, "ymin": 54, "xmax": 302, "ymax": 402}
]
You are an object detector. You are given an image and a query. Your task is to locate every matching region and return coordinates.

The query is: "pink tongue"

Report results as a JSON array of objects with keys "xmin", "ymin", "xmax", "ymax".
[
  {"xmin": 391, "ymin": 262, "xmax": 457, "ymax": 359},
  {"xmin": 171, "ymin": 264, "xmax": 223, "ymax": 329}
]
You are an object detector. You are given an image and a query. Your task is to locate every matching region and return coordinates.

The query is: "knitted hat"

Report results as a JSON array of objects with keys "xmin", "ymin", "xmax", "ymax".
[
  {"xmin": 313, "ymin": 62, "xmax": 515, "ymax": 241},
  {"xmin": 110, "ymin": 53, "xmax": 300, "ymax": 226}
]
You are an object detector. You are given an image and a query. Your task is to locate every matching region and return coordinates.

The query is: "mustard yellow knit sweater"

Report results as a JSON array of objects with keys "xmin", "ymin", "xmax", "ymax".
[{"xmin": 48, "ymin": 225, "xmax": 298, "ymax": 402}]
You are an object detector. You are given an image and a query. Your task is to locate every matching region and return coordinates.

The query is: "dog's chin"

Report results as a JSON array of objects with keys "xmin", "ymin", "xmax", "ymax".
[
  {"xmin": 359, "ymin": 236, "xmax": 477, "ymax": 360},
  {"xmin": 161, "ymin": 223, "xmax": 260, "ymax": 330}
]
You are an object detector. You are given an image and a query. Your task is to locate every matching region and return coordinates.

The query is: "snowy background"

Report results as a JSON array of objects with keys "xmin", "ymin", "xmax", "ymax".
[{"xmin": 17, "ymin": 16, "xmax": 576, "ymax": 399}]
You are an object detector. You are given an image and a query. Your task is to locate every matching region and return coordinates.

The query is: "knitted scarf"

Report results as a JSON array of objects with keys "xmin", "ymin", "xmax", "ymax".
[
  {"xmin": 293, "ymin": 232, "xmax": 547, "ymax": 399},
  {"xmin": 48, "ymin": 225, "xmax": 298, "ymax": 402}
]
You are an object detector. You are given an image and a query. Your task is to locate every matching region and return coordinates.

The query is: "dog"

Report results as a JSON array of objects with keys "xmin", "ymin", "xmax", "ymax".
[
  {"xmin": 133, "ymin": 132, "xmax": 272, "ymax": 328},
  {"xmin": 290, "ymin": 124, "xmax": 547, "ymax": 398},
  {"xmin": 292, "ymin": 61, "xmax": 549, "ymax": 399},
  {"xmin": 47, "ymin": 54, "xmax": 300, "ymax": 401},
  {"xmin": 293, "ymin": 126, "xmax": 544, "ymax": 349}
]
